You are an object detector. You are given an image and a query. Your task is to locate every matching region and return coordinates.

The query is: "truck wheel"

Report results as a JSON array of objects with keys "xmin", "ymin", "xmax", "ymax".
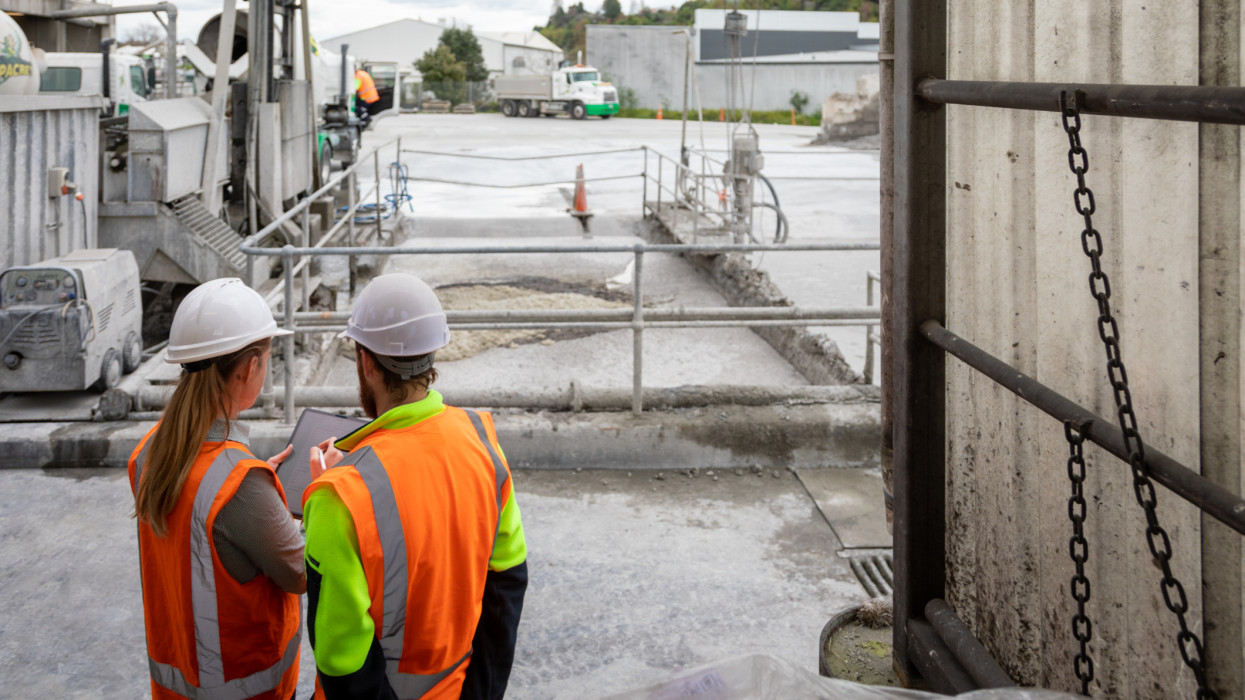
[
  {"xmin": 517, "ymin": 100, "xmax": 532, "ymax": 118},
  {"xmin": 571, "ymin": 102, "xmax": 587, "ymax": 120},
  {"xmin": 502, "ymin": 100, "xmax": 516, "ymax": 117},
  {"xmin": 122, "ymin": 331, "xmax": 143, "ymax": 373},
  {"xmin": 94, "ymin": 349, "xmax": 122, "ymax": 393},
  {"xmin": 318, "ymin": 141, "xmax": 333, "ymax": 186}
]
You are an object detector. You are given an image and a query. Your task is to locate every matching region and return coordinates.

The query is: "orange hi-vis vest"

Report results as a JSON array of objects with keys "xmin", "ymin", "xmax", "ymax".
[
  {"xmin": 355, "ymin": 69, "xmax": 379, "ymax": 103},
  {"xmin": 304, "ymin": 407, "xmax": 513, "ymax": 700},
  {"xmin": 129, "ymin": 426, "xmax": 301, "ymax": 700}
]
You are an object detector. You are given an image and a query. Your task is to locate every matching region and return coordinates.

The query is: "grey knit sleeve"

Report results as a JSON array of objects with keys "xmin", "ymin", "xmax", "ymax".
[{"xmin": 212, "ymin": 468, "xmax": 307, "ymax": 594}]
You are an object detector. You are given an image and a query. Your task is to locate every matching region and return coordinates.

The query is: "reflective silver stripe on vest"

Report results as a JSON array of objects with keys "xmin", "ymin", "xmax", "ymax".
[
  {"xmin": 139, "ymin": 447, "xmax": 300, "ymax": 699},
  {"xmin": 350, "ymin": 447, "xmax": 411, "ymax": 652},
  {"xmin": 463, "ymin": 409, "xmax": 509, "ymax": 515},
  {"xmin": 147, "ymin": 628, "xmax": 301, "ymax": 699},
  {"xmin": 387, "ymin": 651, "xmax": 472, "ymax": 699}
]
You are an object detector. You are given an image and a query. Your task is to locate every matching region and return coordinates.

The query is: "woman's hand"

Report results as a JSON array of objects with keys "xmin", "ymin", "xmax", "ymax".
[
  {"xmin": 266, "ymin": 444, "xmax": 293, "ymax": 471},
  {"xmin": 309, "ymin": 437, "xmax": 345, "ymax": 481}
]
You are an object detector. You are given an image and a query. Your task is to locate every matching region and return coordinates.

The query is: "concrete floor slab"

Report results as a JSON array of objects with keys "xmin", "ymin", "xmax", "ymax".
[
  {"xmin": 797, "ymin": 468, "xmax": 892, "ymax": 549},
  {"xmin": 0, "ymin": 466, "xmax": 868, "ymax": 699}
]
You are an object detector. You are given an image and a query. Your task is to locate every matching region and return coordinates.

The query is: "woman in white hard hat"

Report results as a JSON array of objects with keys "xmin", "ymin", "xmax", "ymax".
[{"xmin": 128, "ymin": 278, "xmax": 304, "ymax": 700}]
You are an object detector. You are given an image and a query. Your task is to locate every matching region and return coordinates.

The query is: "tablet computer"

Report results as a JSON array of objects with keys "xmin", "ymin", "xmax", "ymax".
[{"xmin": 277, "ymin": 408, "xmax": 368, "ymax": 517}]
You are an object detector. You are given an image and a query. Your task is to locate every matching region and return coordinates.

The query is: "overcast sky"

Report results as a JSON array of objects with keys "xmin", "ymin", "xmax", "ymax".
[{"xmin": 114, "ymin": 0, "xmax": 580, "ymax": 49}]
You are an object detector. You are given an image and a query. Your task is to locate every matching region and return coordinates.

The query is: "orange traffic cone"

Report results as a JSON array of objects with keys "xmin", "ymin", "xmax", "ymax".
[
  {"xmin": 574, "ymin": 164, "xmax": 588, "ymax": 213},
  {"xmin": 656, "ymin": 106, "xmax": 663, "ymax": 120},
  {"xmin": 719, "ymin": 107, "xmax": 725, "ymax": 121},
  {"xmin": 791, "ymin": 108, "xmax": 796, "ymax": 126}
]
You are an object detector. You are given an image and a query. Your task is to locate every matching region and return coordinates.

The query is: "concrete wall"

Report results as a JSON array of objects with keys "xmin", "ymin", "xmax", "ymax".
[
  {"xmin": 940, "ymin": 2, "xmax": 1241, "ymax": 696},
  {"xmin": 588, "ymin": 25, "xmax": 876, "ymax": 111},
  {"xmin": 0, "ymin": 96, "xmax": 102, "ymax": 269}
]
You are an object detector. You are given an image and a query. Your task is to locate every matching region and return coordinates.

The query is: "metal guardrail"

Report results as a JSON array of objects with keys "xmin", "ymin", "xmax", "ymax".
[{"xmin": 241, "ymin": 144, "xmax": 883, "ymax": 422}]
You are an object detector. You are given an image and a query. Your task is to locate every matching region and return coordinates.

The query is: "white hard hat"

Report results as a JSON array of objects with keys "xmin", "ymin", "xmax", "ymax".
[
  {"xmin": 166, "ymin": 278, "xmax": 292, "ymax": 365},
  {"xmin": 339, "ymin": 273, "xmax": 450, "ymax": 364}
]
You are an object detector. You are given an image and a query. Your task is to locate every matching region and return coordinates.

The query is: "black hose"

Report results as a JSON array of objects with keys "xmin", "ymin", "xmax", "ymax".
[{"xmin": 756, "ymin": 172, "xmax": 787, "ymax": 242}]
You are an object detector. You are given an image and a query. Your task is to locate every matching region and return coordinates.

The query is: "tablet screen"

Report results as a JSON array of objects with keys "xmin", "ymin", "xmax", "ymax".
[{"xmin": 277, "ymin": 408, "xmax": 368, "ymax": 516}]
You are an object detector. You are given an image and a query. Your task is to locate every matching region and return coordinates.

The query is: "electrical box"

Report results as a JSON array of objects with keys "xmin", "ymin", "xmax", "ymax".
[
  {"xmin": 0, "ymin": 249, "xmax": 143, "ymax": 393},
  {"xmin": 47, "ymin": 167, "xmax": 69, "ymax": 198}
]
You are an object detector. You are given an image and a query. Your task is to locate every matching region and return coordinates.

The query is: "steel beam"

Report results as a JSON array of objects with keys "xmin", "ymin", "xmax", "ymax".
[
  {"xmin": 922, "ymin": 320, "xmax": 1245, "ymax": 537},
  {"xmin": 893, "ymin": 0, "xmax": 947, "ymax": 681},
  {"xmin": 917, "ymin": 79, "xmax": 1245, "ymax": 125}
]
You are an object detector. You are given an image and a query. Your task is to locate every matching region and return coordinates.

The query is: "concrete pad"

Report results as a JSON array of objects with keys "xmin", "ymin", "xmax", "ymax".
[
  {"xmin": 0, "ymin": 466, "xmax": 869, "ymax": 699},
  {"xmin": 796, "ymin": 468, "xmax": 892, "ymax": 549}
]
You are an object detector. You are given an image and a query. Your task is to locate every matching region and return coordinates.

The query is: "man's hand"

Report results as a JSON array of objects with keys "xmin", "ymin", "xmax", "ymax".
[
  {"xmin": 310, "ymin": 437, "xmax": 345, "ymax": 481},
  {"xmin": 266, "ymin": 445, "xmax": 293, "ymax": 471}
]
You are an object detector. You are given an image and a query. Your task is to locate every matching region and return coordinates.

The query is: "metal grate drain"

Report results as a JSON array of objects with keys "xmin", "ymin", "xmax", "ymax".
[{"xmin": 849, "ymin": 552, "xmax": 894, "ymax": 598}]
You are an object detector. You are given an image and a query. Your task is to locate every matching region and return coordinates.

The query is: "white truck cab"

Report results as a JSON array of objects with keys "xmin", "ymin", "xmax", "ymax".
[
  {"xmin": 496, "ymin": 64, "xmax": 620, "ymax": 120},
  {"xmin": 39, "ymin": 52, "xmax": 151, "ymax": 117}
]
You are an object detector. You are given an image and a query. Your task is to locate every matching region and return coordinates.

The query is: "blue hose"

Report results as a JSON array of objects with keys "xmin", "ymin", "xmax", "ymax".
[{"xmin": 339, "ymin": 161, "xmax": 414, "ymax": 223}]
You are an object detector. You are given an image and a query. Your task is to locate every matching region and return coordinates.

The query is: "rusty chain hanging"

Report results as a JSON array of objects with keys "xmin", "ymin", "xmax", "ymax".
[
  {"xmin": 1064, "ymin": 420, "xmax": 1094, "ymax": 695},
  {"xmin": 1059, "ymin": 90, "xmax": 1216, "ymax": 699}
]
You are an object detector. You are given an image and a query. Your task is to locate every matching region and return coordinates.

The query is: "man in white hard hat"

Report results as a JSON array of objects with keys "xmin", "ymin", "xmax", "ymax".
[{"xmin": 302, "ymin": 273, "xmax": 527, "ymax": 700}]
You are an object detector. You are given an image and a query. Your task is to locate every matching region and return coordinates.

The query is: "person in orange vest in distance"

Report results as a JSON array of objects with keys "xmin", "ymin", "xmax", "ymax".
[
  {"xmin": 303, "ymin": 273, "xmax": 528, "ymax": 699},
  {"xmin": 354, "ymin": 68, "xmax": 380, "ymax": 127},
  {"xmin": 129, "ymin": 278, "xmax": 305, "ymax": 699}
]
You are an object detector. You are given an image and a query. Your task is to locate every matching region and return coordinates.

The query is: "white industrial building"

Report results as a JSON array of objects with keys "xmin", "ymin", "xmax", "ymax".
[
  {"xmin": 588, "ymin": 10, "xmax": 878, "ymax": 111},
  {"xmin": 321, "ymin": 19, "xmax": 563, "ymax": 78}
]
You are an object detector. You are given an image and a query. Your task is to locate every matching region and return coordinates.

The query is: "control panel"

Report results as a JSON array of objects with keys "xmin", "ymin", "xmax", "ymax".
[{"xmin": 1, "ymin": 269, "xmax": 79, "ymax": 308}]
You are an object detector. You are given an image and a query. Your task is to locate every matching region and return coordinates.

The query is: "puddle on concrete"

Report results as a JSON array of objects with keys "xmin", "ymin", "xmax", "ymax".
[{"xmin": 39, "ymin": 467, "xmax": 125, "ymax": 482}]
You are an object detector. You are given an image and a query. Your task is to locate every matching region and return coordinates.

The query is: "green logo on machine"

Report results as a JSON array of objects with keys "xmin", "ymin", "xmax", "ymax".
[{"xmin": 0, "ymin": 33, "xmax": 33, "ymax": 85}]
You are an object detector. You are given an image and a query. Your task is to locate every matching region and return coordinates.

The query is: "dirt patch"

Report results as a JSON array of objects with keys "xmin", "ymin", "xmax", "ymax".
[{"xmin": 434, "ymin": 277, "xmax": 632, "ymax": 362}]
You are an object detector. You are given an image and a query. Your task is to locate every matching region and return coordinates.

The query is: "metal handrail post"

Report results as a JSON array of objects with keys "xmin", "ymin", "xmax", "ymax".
[
  {"xmin": 657, "ymin": 157, "xmax": 663, "ymax": 214},
  {"xmin": 283, "ymin": 245, "xmax": 295, "ymax": 422},
  {"xmin": 632, "ymin": 244, "xmax": 645, "ymax": 413},
  {"xmin": 642, "ymin": 146, "xmax": 649, "ymax": 216},
  {"xmin": 246, "ymin": 251, "xmax": 254, "ymax": 288},
  {"xmin": 348, "ymin": 170, "xmax": 357, "ymax": 292},
  {"xmin": 301, "ymin": 208, "xmax": 311, "ymax": 312},
  {"xmin": 374, "ymin": 150, "xmax": 383, "ymax": 241},
  {"xmin": 865, "ymin": 270, "xmax": 877, "ymax": 384}
]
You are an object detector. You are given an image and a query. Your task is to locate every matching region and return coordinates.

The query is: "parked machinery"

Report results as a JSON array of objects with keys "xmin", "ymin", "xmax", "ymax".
[{"xmin": 0, "ymin": 249, "xmax": 142, "ymax": 393}]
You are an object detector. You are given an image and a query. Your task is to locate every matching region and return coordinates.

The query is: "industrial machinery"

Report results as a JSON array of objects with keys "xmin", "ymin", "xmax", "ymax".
[{"xmin": 0, "ymin": 249, "xmax": 142, "ymax": 393}]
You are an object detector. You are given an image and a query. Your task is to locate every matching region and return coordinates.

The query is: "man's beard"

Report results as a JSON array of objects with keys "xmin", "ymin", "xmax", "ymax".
[{"xmin": 357, "ymin": 355, "xmax": 378, "ymax": 419}]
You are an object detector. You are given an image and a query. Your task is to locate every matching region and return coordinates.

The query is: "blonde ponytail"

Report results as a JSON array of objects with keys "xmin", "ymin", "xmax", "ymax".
[{"xmin": 134, "ymin": 339, "xmax": 270, "ymax": 536}]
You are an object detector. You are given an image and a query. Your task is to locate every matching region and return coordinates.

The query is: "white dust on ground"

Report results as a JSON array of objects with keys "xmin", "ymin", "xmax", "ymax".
[{"xmin": 434, "ymin": 284, "xmax": 630, "ymax": 362}]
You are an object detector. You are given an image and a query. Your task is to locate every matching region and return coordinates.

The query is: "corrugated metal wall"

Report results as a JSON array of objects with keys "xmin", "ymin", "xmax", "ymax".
[
  {"xmin": 941, "ymin": 2, "xmax": 1237, "ymax": 697},
  {"xmin": 0, "ymin": 96, "xmax": 102, "ymax": 269}
]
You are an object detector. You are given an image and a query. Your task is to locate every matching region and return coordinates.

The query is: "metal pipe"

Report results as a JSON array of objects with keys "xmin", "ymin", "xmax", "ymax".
[
  {"xmin": 136, "ymin": 383, "xmax": 875, "ymax": 412},
  {"xmin": 340, "ymin": 43, "xmax": 349, "ymax": 103},
  {"xmin": 300, "ymin": 209, "xmax": 311, "ymax": 311},
  {"xmin": 374, "ymin": 149, "xmax": 383, "ymax": 241},
  {"xmin": 917, "ymin": 79, "xmax": 1245, "ymax": 126},
  {"xmin": 290, "ymin": 306, "xmax": 879, "ymax": 323},
  {"xmin": 288, "ymin": 319, "xmax": 880, "ymax": 332},
  {"xmin": 241, "ymin": 241, "xmax": 880, "ymax": 256},
  {"xmin": 402, "ymin": 147, "xmax": 645, "ymax": 161},
  {"xmin": 632, "ymin": 245, "xmax": 644, "ymax": 413},
  {"xmin": 921, "ymin": 320, "xmax": 1245, "ymax": 536},
  {"xmin": 925, "ymin": 599, "xmax": 1013, "ymax": 688},
  {"xmin": 283, "ymin": 245, "xmax": 294, "ymax": 422},
  {"xmin": 51, "ymin": 3, "xmax": 178, "ymax": 100},
  {"xmin": 348, "ymin": 170, "xmax": 357, "ymax": 291},
  {"xmin": 100, "ymin": 38, "xmax": 115, "ymax": 105}
]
